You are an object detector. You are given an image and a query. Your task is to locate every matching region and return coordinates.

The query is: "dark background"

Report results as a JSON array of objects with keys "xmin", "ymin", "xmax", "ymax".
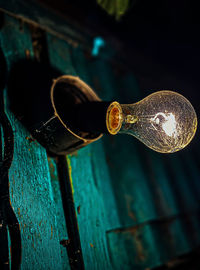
[
  {"xmin": 38, "ymin": 0, "xmax": 200, "ymax": 149},
  {"xmin": 39, "ymin": 0, "xmax": 200, "ymax": 148},
  {"xmin": 38, "ymin": 0, "xmax": 200, "ymax": 107},
  {"xmin": 1, "ymin": 2, "xmax": 200, "ymax": 269}
]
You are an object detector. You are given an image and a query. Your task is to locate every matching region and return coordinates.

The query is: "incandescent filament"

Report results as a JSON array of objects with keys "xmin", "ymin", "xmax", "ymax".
[
  {"xmin": 150, "ymin": 112, "xmax": 178, "ymax": 137},
  {"xmin": 125, "ymin": 115, "xmax": 138, "ymax": 124}
]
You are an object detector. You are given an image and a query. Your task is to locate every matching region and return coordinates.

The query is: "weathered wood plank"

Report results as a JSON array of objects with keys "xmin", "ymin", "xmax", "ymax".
[
  {"xmin": 0, "ymin": 0, "xmax": 91, "ymax": 50},
  {"xmin": 89, "ymin": 59, "xmax": 200, "ymax": 267},
  {"xmin": 47, "ymin": 33, "xmax": 115, "ymax": 269},
  {"xmin": 89, "ymin": 62, "xmax": 158, "ymax": 227},
  {"xmin": 67, "ymin": 146, "xmax": 113, "ymax": 270},
  {"xmin": 0, "ymin": 14, "xmax": 65, "ymax": 269},
  {"xmin": 47, "ymin": 34, "xmax": 76, "ymax": 76},
  {"xmin": 107, "ymin": 223, "xmax": 160, "ymax": 270},
  {"xmin": 1, "ymin": 7, "xmax": 200, "ymax": 270},
  {"xmin": 48, "ymin": 157, "xmax": 70, "ymax": 270}
]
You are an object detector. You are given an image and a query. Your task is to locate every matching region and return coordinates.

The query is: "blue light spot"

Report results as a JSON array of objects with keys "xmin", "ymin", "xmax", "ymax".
[{"xmin": 92, "ymin": 37, "xmax": 105, "ymax": 57}]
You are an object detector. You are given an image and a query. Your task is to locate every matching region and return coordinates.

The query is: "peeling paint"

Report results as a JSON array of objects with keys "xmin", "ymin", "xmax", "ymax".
[
  {"xmin": 90, "ymin": 243, "xmax": 94, "ymax": 248},
  {"xmin": 25, "ymin": 49, "xmax": 30, "ymax": 59},
  {"xmin": 17, "ymin": 207, "xmax": 21, "ymax": 217},
  {"xmin": 60, "ymin": 239, "xmax": 70, "ymax": 247},
  {"xmin": 77, "ymin": 205, "xmax": 81, "ymax": 214},
  {"xmin": 25, "ymin": 136, "xmax": 35, "ymax": 144},
  {"xmin": 125, "ymin": 194, "xmax": 137, "ymax": 222}
]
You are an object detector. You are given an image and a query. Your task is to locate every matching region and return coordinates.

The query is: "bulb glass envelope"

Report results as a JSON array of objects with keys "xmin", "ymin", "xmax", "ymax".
[{"xmin": 107, "ymin": 91, "xmax": 197, "ymax": 153}]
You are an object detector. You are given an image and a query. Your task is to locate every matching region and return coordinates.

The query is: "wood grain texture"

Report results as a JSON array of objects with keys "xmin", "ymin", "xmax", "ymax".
[
  {"xmin": 48, "ymin": 157, "xmax": 70, "ymax": 270},
  {"xmin": 1, "ymin": 5, "xmax": 200, "ymax": 270},
  {"xmin": 0, "ymin": 14, "xmax": 68, "ymax": 269},
  {"xmin": 89, "ymin": 60, "xmax": 158, "ymax": 226},
  {"xmin": 47, "ymin": 32, "xmax": 116, "ymax": 270},
  {"xmin": 89, "ymin": 57, "xmax": 200, "ymax": 268},
  {"xmin": 0, "ymin": 0, "xmax": 91, "ymax": 50}
]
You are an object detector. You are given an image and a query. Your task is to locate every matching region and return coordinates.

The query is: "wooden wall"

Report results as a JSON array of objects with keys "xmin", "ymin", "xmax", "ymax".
[{"xmin": 1, "ymin": 4, "xmax": 200, "ymax": 269}]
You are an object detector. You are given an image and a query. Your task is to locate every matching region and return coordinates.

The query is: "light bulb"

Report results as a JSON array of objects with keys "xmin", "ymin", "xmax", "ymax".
[{"xmin": 106, "ymin": 91, "xmax": 197, "ymax": 153}]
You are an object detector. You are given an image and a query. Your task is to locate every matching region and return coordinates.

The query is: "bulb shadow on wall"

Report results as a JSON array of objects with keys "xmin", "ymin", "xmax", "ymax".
[{"xmin": 7, "ymin": 59, "xmax": 62, "ymax": 131}]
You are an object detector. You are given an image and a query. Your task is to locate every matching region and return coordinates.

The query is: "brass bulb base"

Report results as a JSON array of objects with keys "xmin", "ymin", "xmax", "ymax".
[{"xmin": 106, "ymin": 101, "xmax": 123, "ymax": 135}]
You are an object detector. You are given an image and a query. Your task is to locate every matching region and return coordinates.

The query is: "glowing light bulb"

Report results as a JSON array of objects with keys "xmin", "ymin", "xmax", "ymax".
[{"xmin": 106, "ymin": 91, "xmax": 197, "ymax": 153}]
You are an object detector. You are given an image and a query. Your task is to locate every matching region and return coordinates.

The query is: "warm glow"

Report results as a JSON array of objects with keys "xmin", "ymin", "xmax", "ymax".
[
  {"xmin": 106, "ymin": 91, "xmax": 197, "ymax": 153},
  {"xmin": 151, "ymin": 112, "xmax": 178, "ymax": 137}
]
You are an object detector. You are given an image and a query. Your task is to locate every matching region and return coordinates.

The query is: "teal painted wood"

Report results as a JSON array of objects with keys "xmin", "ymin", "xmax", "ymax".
[
  {"xmin": 166, "ymin": 155, "xmax": 198, "ymax": 212},
  {"xmin": 107, "ymin": 213, "xmax": 200, "ymax": 270},
  {"xmin": 90, "ymin": 141, "xmax": 120, "ymax": 231},
  {"xmin": 48, "ymin": 157, "xmax": 70, "ymax": 270},
  {"xmin": 47, "ymin": 32, "xmax": 116, "ymax": 270},
  {"xmin": 89, "ymin": 60, "xmax": 200, "ymax": 268},
  {"xmin": 89, "ymin": 64, "xmax": 165, "ymax": 268},
  {"xmin": 89, "ymin": 62, "xmax": 158, "ymax": 226},
  {"xmin": 106, "ymin": 71, "xmax": 192, "ymax": 219},
  {"xmin": 47, "ymin": 33, "xmax": 200, "ymax": 269},
  {"xmin": 0, "ymin": 0, "xmax": 91, "ymax": 50},
  {"xmin": 46, "ymin": 33, "xmax": 75, "ymax": 270},
  {"xmin": 46, "ymin": 34, "xmax": 76, "ymax": 76},
  {"xmin": 1, "ymin": 6, "xmax": 200, "ymax": 270},
  {"xmin": 148, "ymin": 152, "xmax": 179, "ymax": 216},
  {"xmin": 0, "ymin": 14, "xmax": 69, "ymax": 269},
  {"xmin": 67, "ymin": 146, "xmax": 113, "ymax": 270},
  {"xmin": 107, "ymin": 224, "xmax": 160, "ymax": 270}
]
